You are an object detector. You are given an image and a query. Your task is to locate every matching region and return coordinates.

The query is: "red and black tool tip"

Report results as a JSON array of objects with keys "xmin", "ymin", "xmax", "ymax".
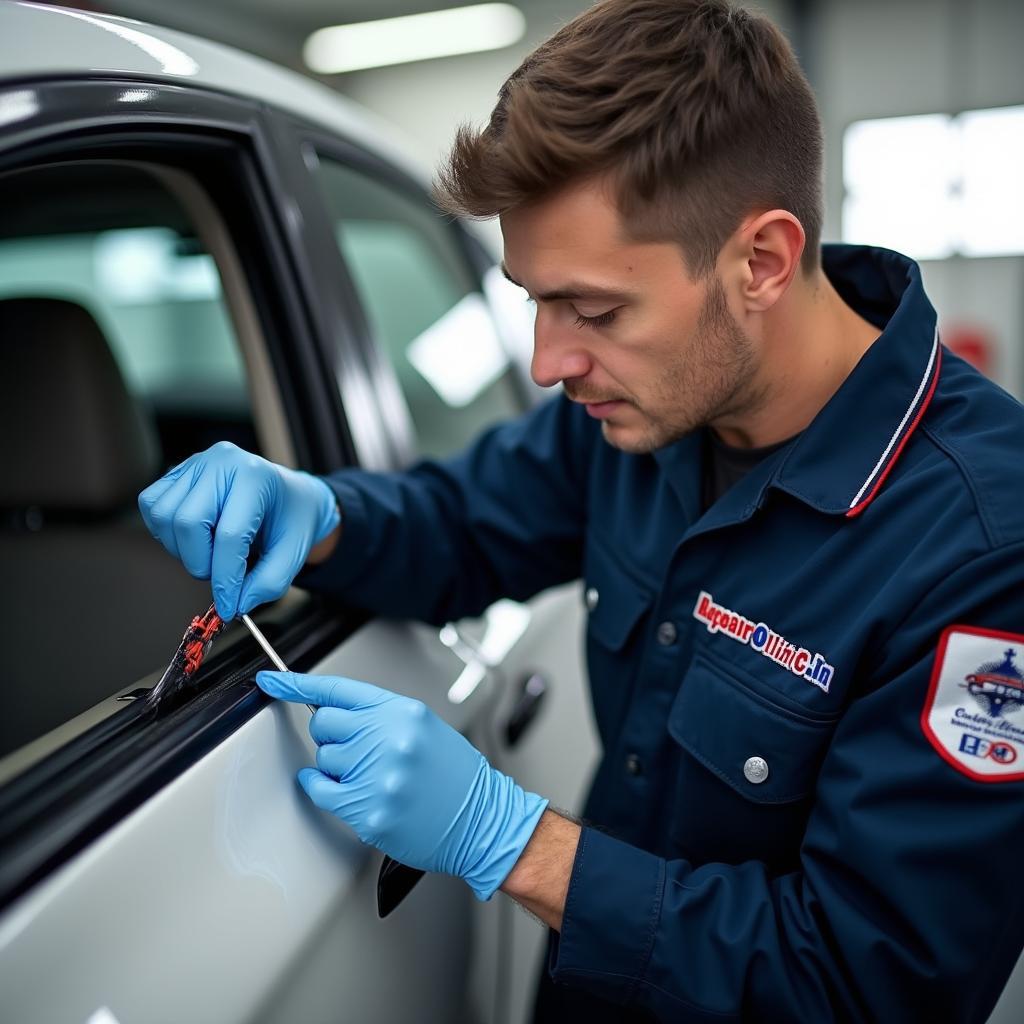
[{"xmin": 148, "ymin": 604, "xmax": 225, "ymax": 709}]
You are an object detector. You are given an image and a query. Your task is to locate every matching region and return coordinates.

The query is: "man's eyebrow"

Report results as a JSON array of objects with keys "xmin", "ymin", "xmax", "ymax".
[{"xmin": 500, "ymin": 262, "xmax": 637, "ymax": 302}]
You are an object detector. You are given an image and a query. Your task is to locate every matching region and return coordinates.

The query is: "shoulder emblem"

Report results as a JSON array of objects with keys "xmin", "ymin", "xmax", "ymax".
[{"xmin": 921, "ymin": 625, "xmax": 1024, "ymax": 782}]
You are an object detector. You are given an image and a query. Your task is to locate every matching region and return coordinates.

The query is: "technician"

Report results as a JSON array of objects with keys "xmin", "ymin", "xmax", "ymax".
[{"xmin": 139, "ymin": 1, "xmax": 1024, "ymax": 1020}]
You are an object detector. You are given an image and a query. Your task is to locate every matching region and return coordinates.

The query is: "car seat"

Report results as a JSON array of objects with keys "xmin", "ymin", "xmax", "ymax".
[{"xmin": 0, "ymin": 297, "xmax": 211, "ymax": 760}]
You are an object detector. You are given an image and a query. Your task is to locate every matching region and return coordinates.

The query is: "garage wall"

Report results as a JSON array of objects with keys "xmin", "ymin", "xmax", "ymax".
[{"xmin": 811, "ymin": 0, "xmax": 1024, "ymax": 397}]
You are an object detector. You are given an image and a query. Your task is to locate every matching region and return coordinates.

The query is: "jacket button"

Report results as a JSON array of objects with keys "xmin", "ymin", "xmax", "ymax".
[
  {"xmin": 585, "ymin": 587, "xmax": 600, "ymax": 611},
  {"xmin": 656, "ymin": 621, "xmax": 677, "ymax": 646},
  {"xmin": 743, "ymin": 756, "xmax": 769, "ymax": 784},
  {"xmin": 624, "ymin": 753, "xmax": 643, "ymax": 776}
]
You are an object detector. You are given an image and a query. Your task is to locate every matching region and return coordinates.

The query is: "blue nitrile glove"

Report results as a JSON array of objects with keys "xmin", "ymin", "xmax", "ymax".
[
  {"xmin": 138, "ymin": 442, "xmax": 340, "ymax": 621},
  {"xmin": 256, "ymin": 671, "xmax": 549, "ymax": 901}
]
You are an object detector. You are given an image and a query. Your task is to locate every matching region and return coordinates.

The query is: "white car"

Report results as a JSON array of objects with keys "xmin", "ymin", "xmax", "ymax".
[{"xmin": 0, "ymin": 4, "xmax": 598, "ymax": 1022}]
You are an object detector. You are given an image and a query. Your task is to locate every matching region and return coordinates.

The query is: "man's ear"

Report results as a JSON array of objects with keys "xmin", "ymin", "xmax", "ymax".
[{"xmin": 728, "ymin": 210, "xmax": 805, "ymax": 314}]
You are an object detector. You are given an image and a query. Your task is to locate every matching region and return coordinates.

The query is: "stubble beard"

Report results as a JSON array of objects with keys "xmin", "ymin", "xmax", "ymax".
[{"xmin": 605, "ymin": 275, "xmax": 763, "ymax": 454}]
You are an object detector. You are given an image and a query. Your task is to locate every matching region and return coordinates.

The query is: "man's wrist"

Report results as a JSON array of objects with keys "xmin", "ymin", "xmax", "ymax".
[
  {"xmin": 306, "ymin": 519, "xmax": 341, "ymax": 565},
  {"xmin": 500, "ymin": 808, "xmax": 582, "ymax": 931},
  {"xmin": 306, "ymin": 476, "xmax": 342, "ymax": 566}
]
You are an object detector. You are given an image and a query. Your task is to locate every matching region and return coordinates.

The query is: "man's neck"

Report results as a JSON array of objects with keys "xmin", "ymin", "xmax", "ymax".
[{"xmin": 712, "ymin": 269, "xmax": 881, "ymax": 449}]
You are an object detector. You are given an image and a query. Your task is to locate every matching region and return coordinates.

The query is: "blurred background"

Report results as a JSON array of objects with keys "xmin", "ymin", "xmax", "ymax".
[{"xmin": 29, "ymin": 0, "xmax": 1024, "ymax": 390}]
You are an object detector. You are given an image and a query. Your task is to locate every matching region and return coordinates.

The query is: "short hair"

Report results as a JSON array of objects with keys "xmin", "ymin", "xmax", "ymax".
[{"xmin": 435, "ymin": 0, "xmax": 824, "ymax": 278}]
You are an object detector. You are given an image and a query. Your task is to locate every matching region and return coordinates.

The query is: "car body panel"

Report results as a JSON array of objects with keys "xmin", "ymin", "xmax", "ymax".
[{"xmin": 0, "ymin": 619, "xmax": 482, "ymax": 1024}]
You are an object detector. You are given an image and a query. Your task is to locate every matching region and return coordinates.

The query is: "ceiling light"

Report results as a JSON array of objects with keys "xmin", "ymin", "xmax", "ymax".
[{"xmin": 303, "ymin": 3, "xmax": 526, "ymax": 75}]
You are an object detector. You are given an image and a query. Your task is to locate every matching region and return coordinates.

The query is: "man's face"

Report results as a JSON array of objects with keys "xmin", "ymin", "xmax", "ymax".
[{"xmin": 500, "ymin": 177, "xmax": 760, "ymax": 453}]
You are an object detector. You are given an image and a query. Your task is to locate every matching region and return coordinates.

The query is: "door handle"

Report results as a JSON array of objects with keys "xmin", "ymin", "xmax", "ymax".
[
  {"xmin": 438, "ymin": 623, "xmax": 482, "ymax": 666},
  {"xmin": 439, "ymin": 625, "xmax": 488, "ymax": 704},
  {"xmin": 504, "ymin": 672, "xmax": 548, "ymax": 746},
  {"xmin": 440, "ymin": 600, "xmax": 533, "ymax": 705}
]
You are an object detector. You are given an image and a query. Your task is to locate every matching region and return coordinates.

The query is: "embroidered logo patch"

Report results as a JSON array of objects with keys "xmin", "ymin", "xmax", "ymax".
[
  {"xmin": 691, "ymin": 591, "xmax": 835, "ymax": 692},
  {"xmin": 921, "ymin": 625, "xmax": 1024, "ymax": 782}
]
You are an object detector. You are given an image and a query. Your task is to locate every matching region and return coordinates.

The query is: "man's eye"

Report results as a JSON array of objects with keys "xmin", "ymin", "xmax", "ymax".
[{"xmin": 574, "ymin": 310, "xmax": 617, "ymax": 329}]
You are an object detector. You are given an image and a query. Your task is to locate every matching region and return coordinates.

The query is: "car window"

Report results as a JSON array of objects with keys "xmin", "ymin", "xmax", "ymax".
[
  {"xmin": 312, "ymin": 157, "xmax": 523, "ymax": 460},
  {"xmin": 0, "ymin": 162, "xmax": 260, "ymax": 763}
]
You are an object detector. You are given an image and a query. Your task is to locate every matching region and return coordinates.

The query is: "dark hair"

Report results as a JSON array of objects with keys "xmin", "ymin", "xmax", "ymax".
[{"xmin": 435, "ymin": 0, "xmax": 823, "ymax": 278}]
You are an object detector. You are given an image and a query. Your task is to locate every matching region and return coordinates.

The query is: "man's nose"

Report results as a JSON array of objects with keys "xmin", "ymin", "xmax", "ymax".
[{"xmin": 530, "ymin": 320, "xmax": 592, "ymax": 388}]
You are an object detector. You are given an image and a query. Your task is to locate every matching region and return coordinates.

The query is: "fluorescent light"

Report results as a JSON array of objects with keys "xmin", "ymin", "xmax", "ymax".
[{"xmin": 304, "ymin": 3, "xmax": 526, "ymax": 75}]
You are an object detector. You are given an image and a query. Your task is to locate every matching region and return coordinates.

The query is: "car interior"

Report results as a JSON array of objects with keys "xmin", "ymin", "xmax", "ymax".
[{"xmin": 0, "ymin": 163, "xmax": 262, "ymax": 761}]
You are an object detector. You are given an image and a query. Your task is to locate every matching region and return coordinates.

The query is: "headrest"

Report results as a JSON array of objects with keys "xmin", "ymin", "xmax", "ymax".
[{"xmin": 0, "ymin": 297, "xmax": 160, "ymax": 511}]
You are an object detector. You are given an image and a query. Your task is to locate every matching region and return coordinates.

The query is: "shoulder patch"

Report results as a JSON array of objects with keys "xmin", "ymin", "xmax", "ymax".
[{"xmin": 922, "ymin": 625, "xmax": 1024, "ymax": 782}]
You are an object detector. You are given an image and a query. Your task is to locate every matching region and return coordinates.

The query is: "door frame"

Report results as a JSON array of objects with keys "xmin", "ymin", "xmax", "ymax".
[{"xmin": 0, "ymin": 75, "xmax": 378, "ymax": 910}]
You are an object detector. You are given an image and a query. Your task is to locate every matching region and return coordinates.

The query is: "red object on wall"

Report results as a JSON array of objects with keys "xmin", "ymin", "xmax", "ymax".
[{"xmin": 944, "ymin": 323, "xmax": 996, "ymax": 378}]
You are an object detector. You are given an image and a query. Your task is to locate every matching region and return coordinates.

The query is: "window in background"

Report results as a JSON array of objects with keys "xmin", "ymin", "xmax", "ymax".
[
  {"xmin": 312, "ymin": 156, "xmax": 523, "ymax": 460},
  {"xmin": 843, "ymin": 105, "xmax": 1024, "ymax": 260}
]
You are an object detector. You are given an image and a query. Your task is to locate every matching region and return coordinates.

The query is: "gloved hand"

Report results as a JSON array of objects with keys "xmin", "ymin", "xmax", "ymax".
[
  {"xmin": 138, "ymin": 442, "xmax": 340, "ymax": 621},
  {"xmin": 256, "ymin": 670, "xmax": 549, "ymax": 901}
]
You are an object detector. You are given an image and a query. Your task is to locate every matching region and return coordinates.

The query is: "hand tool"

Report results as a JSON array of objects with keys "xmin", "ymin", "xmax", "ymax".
[
  {"xmin": 240, "ymin": 614, "xmax": 315, "ymax": 714},
  {"xmin": 239, "ymin": 614, "xmax": 424, "ymax": 916},
  {"xmin": 148, "ymin": 604, "xmax": 225, "ymax": 709}
]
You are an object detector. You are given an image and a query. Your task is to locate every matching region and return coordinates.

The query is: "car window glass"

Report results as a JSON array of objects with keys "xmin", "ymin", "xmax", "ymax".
[
  {"xmin": 312, "ymin": 157, "xmax": 522, "ymax": 459},
  {"xmin": 0, "ymin": 162, "xmax": 258, "ymax": 764}
]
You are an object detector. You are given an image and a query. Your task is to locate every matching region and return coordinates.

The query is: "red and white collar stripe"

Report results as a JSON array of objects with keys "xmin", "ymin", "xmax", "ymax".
[{"xmin": 846, "ymin": 328, "xmax": 941, "ymax": 518}]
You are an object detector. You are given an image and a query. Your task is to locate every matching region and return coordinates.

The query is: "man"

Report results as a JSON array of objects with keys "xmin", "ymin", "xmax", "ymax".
[{"xmin": 139, "ymin": 1, "xmax": 1024, "ymax": 1020}]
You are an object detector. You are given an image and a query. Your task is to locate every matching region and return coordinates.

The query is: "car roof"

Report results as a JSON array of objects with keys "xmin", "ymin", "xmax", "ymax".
[{"xmin": 0, "ymin": 1, "xmax": 429, "ymax": 185}]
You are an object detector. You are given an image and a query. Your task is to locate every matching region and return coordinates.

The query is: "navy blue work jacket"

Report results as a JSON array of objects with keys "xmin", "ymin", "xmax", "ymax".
[{"xmin": 301, "ymin": 244, "xmax": 1024, "ymax": 1022}]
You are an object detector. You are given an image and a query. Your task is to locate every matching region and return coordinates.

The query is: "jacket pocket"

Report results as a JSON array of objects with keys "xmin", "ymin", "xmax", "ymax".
[
  {"xmin": 666, "ymin": 654, "xmax": 838, "ymax": 868},
  {"xmin": 582, "ymin": 539, "xmax": 652, "ymax": 745}
]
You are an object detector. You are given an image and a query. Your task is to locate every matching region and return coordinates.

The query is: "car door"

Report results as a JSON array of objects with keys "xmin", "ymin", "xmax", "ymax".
[
  {"xmin": 0, "ymin": 78, "xmax": 477, "ymax": 1024},
  {"xmin": 276, "ymin": 123, "xmax": 602, "ymax": 1024}
]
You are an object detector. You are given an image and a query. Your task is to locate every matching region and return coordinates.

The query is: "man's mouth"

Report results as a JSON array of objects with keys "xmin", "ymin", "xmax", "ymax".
[{"xmin": 581, "ymin": 399, "xmax": 626, "ymax": 420}]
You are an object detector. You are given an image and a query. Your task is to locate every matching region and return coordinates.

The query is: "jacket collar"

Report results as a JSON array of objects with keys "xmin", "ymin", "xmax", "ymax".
[
  {"xmin": 772, "ymin": 244, "xmax": 941, "ymax": 517},
  {"xmin": 652, "ymin": 244, "xmax": 941, "ymax": 528}
]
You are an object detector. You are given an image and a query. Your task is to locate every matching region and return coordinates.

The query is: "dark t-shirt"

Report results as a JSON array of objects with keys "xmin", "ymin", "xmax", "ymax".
[{"xmin": 700, "ymin": 428, "xmax": 797, "ymax": 512}]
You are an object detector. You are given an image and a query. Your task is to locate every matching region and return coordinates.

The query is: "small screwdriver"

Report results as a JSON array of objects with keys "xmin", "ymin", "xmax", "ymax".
[{"xmin": 240, "ymin": 613, "xmax": 316, "ymax": 714}]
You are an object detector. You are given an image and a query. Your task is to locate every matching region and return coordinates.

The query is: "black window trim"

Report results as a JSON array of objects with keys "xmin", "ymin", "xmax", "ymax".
[{"xmin": 258, "ymin": 112, "xmax": 419, "ymax": 470}]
